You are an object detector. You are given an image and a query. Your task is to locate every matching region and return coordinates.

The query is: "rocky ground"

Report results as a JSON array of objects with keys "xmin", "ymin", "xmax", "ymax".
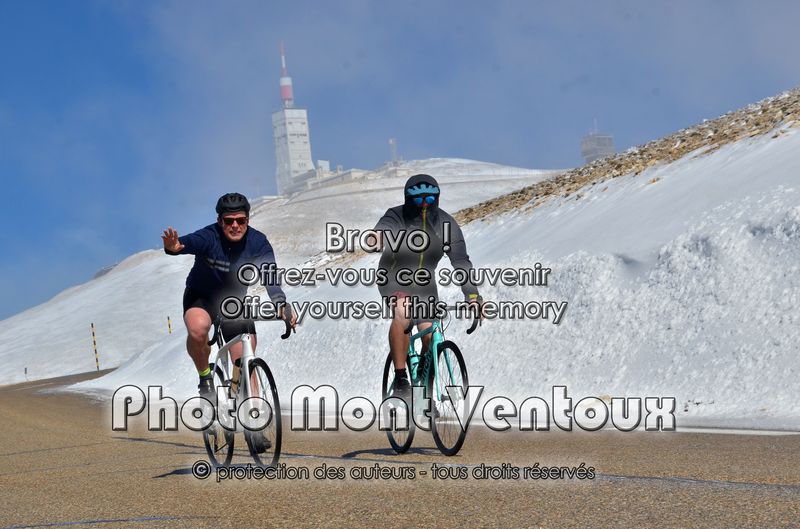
[{"xmin": 456, "ymin": 86, "xmax": 800, "ymax": 224}]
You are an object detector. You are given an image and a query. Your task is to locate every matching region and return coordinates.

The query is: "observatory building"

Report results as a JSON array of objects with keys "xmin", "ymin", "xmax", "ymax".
[
  {"xmin": 580, "ymin": 120, "xmax": 616, "ymax": 164},
  {"xmin": 268, "ymin": 45, "xmax": 413, "ymax": 196},
  {"xmin": 272, "ymin": 43, "xmax": 315, "ymax": 195}
]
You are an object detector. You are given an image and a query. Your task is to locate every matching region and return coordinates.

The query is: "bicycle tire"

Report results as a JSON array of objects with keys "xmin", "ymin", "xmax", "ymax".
[
  {"xmin": 430, "ymin": 340, "xmax": 469, "ymax": 456},
  {"xmin": 243, "ymin": 357, "xmax": 282, "ymax": 467},
  {"xmin": 382, "ymin": 352, "xmax": 415, "ymax": 454},
  {"xmin": 202, "ymin": 363, "xmax": 235, "ymax": 467}
]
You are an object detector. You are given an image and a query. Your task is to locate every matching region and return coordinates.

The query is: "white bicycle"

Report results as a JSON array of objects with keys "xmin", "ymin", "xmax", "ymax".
[{"xmin": 201, "ymin": 316, "xmax": 292, "ymax": 467}]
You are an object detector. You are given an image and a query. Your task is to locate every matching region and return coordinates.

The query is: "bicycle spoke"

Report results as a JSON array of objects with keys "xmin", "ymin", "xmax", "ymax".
[
  {"xmin": 431, "ymin": 341, "xmax": 469, "ymax": 456},
  {"xmin": 202, "ymin": 364, "xmax": 235, "ymax": 466},
  {"xmin": 244, "ymin": 358, "xmax": 282, "ymax": 467},
  {"xmin": 382, "ymin": 352, "xmax": 415, "ymax": 453}
]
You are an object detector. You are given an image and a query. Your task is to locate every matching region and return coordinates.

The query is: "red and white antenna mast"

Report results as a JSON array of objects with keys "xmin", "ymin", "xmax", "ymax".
[{"xmin": 279, "ymin": 41, "xmax": 294, "ymax": 109}]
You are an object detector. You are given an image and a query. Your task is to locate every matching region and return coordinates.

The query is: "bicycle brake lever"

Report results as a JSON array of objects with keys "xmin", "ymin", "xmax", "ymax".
[
  {"xmin": 466, "ymin": 313, "xmax": 480, "ymax": 335},
  {"xmin": 280, "ymin": 318, "xmax": 293, "ymax": 340},
  {"xmin": 207, "ymin": 315, "xmax": 222, "ymax": 346}
]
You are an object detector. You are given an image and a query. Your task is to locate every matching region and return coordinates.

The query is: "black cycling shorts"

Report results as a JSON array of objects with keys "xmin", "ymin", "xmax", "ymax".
[
  {"xmin": 378, "ymin": 282, "xmax": 440, "ymax": 325},
  {"xmin": 182, "ymin": 287, "xmax": 255, "ymax": 342}
]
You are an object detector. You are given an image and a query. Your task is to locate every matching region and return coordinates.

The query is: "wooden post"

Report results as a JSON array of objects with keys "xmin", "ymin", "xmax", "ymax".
[{"xmin": 91, "ymin": 323, "xmax": 100, "ymax": 371}]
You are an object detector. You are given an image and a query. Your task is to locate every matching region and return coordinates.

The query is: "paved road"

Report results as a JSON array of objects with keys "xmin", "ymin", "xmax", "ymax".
[{"xmin": 1, "ymin": 372, "xmax": 799, "ymax": 528}]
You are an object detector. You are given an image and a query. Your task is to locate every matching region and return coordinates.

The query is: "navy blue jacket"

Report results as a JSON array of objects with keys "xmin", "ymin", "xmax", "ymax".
[{"xmin": 165, "ymin": 223, "xmax": 286, "ymax": 304}]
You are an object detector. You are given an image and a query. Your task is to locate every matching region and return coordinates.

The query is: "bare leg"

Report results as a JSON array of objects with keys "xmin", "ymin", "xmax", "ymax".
[
  {"xmin": 184, "ymin": 308, "xmax": 212, "ymax": 372},
  {"xmin": 419, "ymin": 322, "xmax": 432, "ymax": 357},
  {"xmin": 390, "ymin": 297, "xmax": 411, "ymax": 370},
  {"xmin": 389, "ymin": 297, "xmax": 433, "ymax": 371}
]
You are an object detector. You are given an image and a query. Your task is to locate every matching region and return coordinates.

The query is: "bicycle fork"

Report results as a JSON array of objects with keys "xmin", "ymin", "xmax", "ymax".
[{"xmin": 429, "ymin": 333, "xmax": 450, "ymax": 403}]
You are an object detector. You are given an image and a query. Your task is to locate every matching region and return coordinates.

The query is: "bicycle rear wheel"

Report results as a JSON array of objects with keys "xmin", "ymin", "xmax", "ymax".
[
  {"xmin": 382, "ymin": 352, "xmax": 415, "ymax": 454},
  {"xmin": 243, "ymin": 357, "xmax": 282, "ymax": 467},
  {"xmin": 430, "ymin": 340, "xmax": 469, "ymax": 456},
  {"xmin": 202, "ymin": 363, "xmax": 235, "ymax": 467}
]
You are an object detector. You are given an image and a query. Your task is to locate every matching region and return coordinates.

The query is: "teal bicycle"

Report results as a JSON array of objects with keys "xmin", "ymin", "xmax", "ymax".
[{"xmin": 382, "ymin": 307, "xmax": 479, "ymax": 456}]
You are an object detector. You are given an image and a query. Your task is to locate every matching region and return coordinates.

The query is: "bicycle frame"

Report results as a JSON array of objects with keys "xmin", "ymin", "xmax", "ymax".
[
  {"xmin": 407, "ymin": 321, "xmax": 453, "ymax": 403},
  {"xmin": 209, "ymin": 332, "xmax": 269, "ymax": 431}
]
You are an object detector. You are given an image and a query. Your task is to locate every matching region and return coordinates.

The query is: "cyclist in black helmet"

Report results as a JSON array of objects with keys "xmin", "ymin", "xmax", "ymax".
[
  {"xmin": 373, "ymin": 175, "xmax": 482, "ymax": 398},
  {"xmin": 161, "ymin": 192, "xmax": 296, "ymax": 400}
]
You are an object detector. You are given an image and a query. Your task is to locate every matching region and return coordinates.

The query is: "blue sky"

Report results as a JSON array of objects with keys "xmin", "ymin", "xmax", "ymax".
[{"xmin": 1, "ymin": 0, "xmax": 798, "ymax": 320}]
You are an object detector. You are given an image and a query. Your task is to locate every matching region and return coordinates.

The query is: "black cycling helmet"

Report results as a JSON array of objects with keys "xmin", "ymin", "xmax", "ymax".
[{"xmin": 215, "ymin": 192, "xmax": 251, "ymax": 216}]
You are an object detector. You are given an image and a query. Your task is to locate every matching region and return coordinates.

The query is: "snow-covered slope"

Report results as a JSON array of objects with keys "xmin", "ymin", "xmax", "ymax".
[
  {"xmin": 0, "ymin": 159, "xmax": 550, "ymax": 384},
  {"xmin": 76, "ymin": 130, "xmax": 800, "ymax": 429},
  {"xmin": 248, "ymin": 160, "xmax": 553, "ymax": 264},
  {"xmin": 4, "ymin": 135, "xmax": 800, "ymax": 428}
]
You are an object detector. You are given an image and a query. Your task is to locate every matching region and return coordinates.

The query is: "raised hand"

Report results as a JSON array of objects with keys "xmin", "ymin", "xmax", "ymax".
[{"xmin": 161, "ymin": 227, "xmax": 184, "ymax": 253}]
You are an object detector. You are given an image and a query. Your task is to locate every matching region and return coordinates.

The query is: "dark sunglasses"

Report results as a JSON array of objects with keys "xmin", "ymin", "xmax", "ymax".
[
  {"xmin": 222, "ymin": 216, "xmax": 248, "ymax": 226},
  {"xmin": 412, "ymin": 195, "xmax": 437, "ymax": 206}
]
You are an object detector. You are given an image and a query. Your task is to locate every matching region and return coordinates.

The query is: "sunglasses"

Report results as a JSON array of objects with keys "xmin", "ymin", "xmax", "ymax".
[
  {"xmin": 222, "ymin": 216, "xmax": 248, "ymax": 226},
  {"xmin": 412, "ymin": 195, "xmax": 437, "ymax": 206}
]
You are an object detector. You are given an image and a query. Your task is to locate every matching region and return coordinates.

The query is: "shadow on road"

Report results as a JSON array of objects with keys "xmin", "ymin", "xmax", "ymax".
[{"xmin": 341, "ymin": 446, "xmax": 440, "ymax": 458}]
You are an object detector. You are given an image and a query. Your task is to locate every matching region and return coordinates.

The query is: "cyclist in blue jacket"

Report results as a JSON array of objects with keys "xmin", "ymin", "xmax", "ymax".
[{"xmin": 162, "ymin": 193, "xmax": 295, "ymax": 401}]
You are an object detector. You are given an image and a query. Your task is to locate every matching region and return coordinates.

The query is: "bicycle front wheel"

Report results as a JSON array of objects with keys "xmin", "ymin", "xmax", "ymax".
[
  {"xmin": 430, "ymin": 340, "xmax": 469, "ymax": 456},
  {"xmin": 202, "ymin": 363, "xmax": 235, "ymax": 467},
  {"xmin": 243, "ymin": 358, "xmax": 282, "ymax": 467},
  {"xmin": 382, "ymin": 352, "xmax": 415, "ymax": 454}
]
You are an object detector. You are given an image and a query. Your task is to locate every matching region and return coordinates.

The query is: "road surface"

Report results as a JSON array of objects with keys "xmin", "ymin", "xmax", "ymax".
[{"xmin": 1, "ymin": 372, "xmax": 799, "ymax": 528}]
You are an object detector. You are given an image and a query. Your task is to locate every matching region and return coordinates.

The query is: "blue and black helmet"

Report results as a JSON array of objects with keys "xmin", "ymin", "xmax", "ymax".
[{"xmin": 404, "ymin": 174, "xmax": 440, "ymax": 209}]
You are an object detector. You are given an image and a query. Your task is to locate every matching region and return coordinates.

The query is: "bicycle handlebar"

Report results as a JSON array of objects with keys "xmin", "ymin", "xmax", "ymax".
[
  {"xmin": 402, "ymin": 305, "xmax": 482, "ymax": 335},
  {"xmin": 207, "ymin": 315, "xmax": 294, "ymax": 346}
]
